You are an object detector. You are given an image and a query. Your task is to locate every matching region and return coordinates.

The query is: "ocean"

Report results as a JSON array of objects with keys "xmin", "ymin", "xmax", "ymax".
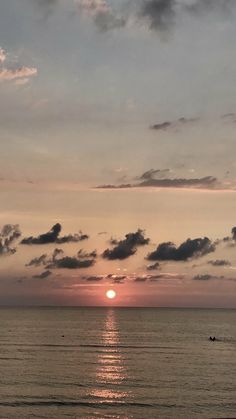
[{"xmin": 0, "ymin": 307, "xmax": 235, "ymax": 419}]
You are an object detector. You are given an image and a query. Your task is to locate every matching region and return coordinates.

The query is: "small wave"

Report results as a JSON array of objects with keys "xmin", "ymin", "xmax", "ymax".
[
  {"xmin": 79, "ymin": 344, "xmax": 174, "ymax": 349},
  {"xmin": 0, "ymin": 400, "xmax": 177, "ymax": 409}
]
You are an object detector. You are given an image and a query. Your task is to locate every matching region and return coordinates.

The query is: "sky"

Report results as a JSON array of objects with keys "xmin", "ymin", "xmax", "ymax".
[{"xmin": 1, "ymin": 0, "xmax": 236, "ymax": 307}]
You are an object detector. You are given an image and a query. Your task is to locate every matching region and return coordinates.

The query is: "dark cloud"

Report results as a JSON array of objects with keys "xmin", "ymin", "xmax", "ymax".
[
  {"xmin": 231, "ymin": 227, "xmax": 236, "ymax": 240},
  {"xmin": 77, "ymin": 249, "xmax": 97, "ymax": 258},
  {"xmin": 52, "ymin": 248, "xmax": 64, "ymax": 259},
  {"xmin": 21, "ymin": 223, "xmax": 61, "ymax": 245},
  {"xmin": 193, "ymin": 274, "xmax": 224, "ymax": 280},
  {"xmin": 150, "ymin": 121, "xmax": 172, "ymax": 130},
  {"xmin": 96, "ymin": 183, "xmax": 132, "ymax": 189},
  {"xmin": 146, "ymin": 261, "xmax": 160, "ymax": 270},
  {"xmin": 26, "ymin": 254, "xmax": 48, "ymax": 267},
  {"xmin": 150, "ymin": 117, "xmax": 198, "ymax": 131},
  {"xmin": 147, "ymin": 237, "xmax": 215, "ymax": 261},
  {"xmin": 94, "ymin": 10, "xmax": 126, "ymax": 31},
  {"xmin": 33, "ymin": 270, "xmax": 52, "ymax": 279},
  {"xmin": 97, "ymin": 176, "xmax": 218, "ymax": 190},
  {"xmin": 56, "ymin": 232, "xmax": 89, "ymax": 243},
  {"xmin": 0, "ymin": 224, "xmax": 21, "ymax": 256},
  {"xmin": 21, "ymin": 224, "xmax": 89, "ymax": 245},
  {"xmin": 77, "ymin": 0, "xmax": 126, "ymax": 32},
  {"xmin": 138, "ymin": 176, "xmax": 217, "ymax": 188},
  {"xmin": 26, "ymin": 247, "xmax": 95, "ymax": 270},
  {"xmin": 48, "ymin": 256, "xmax": 95, "ymax": 269},
  {"xmin": 208, "ymin": 259, "xmax": 231, "ymax": 267},
  {"xmin": 138, "ymin": 168, "xmax": 170, "ymax": 181},
  {"xmin": 139, "ymin": 0, "xmax": 176, "ymax": 32},
  {"xmin": 138, "ymin": 0, "xmax": 234, "ymax": 33},
  {"xmin": 85, "ymin": 275, "xmax": 103, "ymax": 282},
  {"xmin": 103, "ymin": 229, "xmax": 150, "ymax": 260}
]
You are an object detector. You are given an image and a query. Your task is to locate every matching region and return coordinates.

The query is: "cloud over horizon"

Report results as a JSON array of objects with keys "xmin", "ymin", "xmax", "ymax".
[
  {"xmin": 103, "ymin": 229, "xmax": 150, "ymax": 260},
  {"xmin": 147, "ymin": 237, "xmax": 216, "ymax": 261},
  {"xmin": 97, "ymin": 176, "xmax": 218, "ymax": 190},
  {"xmin": 21, "ymin": 224, "xmax": 89, "ymax": 245}
]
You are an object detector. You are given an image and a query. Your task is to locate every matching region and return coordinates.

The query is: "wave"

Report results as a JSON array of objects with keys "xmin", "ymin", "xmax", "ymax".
[{"xmin": 0, "ymin": 400, "xmax": 178, "ymax": 409}]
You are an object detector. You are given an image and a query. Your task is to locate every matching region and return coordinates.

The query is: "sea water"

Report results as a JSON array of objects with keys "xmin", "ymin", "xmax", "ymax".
[{"xmin": 0, "ymin": 307, "xmax": 236, "ymax": 418}]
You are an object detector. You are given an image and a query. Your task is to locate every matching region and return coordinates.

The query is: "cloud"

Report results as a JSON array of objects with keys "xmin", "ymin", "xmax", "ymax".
[
  {"xmin": 133, "ymin": 273, "xmax": 184, "ymax": 282},
  {"xmin": 26, "ymin": 254, "xmax": 48, "ymax": 267},
  {"xmin": 138, "ymin": 0, "xmax": 176, "ymax": 33},
  {"xmin": 77, "ymin": 249, "xmax": 97, "ymax": 258},
  {"xmin": 33, "ymin": 270, "xmax": 52, "ymax": 279},
  {"xmin": 21, "ymin": 223, "xmax": 62, "ymax": 244},
  {"xmin": 0, "ymin": 48, "xmax": 6, "ymax": 64},
  {"xmin": 208, "ymin": 259, "xmax": 231, "ymax": 267},
  {"xmin": 185, "ymin": 0, "xmax": 234, "ymax": 15},
  {"xmin": 103, "ymin": 229, "xmax": 150, "ymax": 260},
  {"xmin": 193, "ymin": 274, "xmax": 224, "ymax": 280},
  {"xmin": 147, "ymin": 237, "xmax": 215, "ymax": 261},
  {"xmin": 56, "ymin": 232, "xmax": 89, "ymax": 243},
  {"xmin": 14, "ymin": 78, "xmax": 31, "ymax": 86},
  {"xmin": 48, "ymin": 256, "xmax": 95, "ymax": 269},
  {"xmin": 0, "ymin": 67, "xmax": 37, "ymax": 81},
  {"xmin": 32, "ymin": 0, "xmax": 58, "ymax": 18},
  {"xmin": 25, "ymin": 246, "xmax": 95, "ymax": 270},
  {"xmin": 97, "ymin": 176, "xmax": 218, "ymax": 190},
  {"xmin": 76, "ymin": 0, "xmax": 126, "ymax": 31},
  {"xmin": 0, "ymin": 224, "xmax": 21, "ymax": 256},
  {"xmin": 85, "ymin": 275, "xmax": 104, "ymax": 281},
  {"xmin": 0, "ymin": 47, "xmax": 37, "ymax": 84},
  {"xmin": 150, "ymin": 117, "xmax": 197, "ymax": 131},
  {"xmin": 137, "ymin": 0, "xmax": 235, "ymax": 34},
  {"xmin": 146, "ymin": 261, "xmax": 160, "ymax": 270},
  {"xmin": 231, "ymin": 226, "xmax": 236, "ymax": 240},
  {"xmin": 138, "ymin": 168, "xmax": 170, "ymax": 181},
  {"xmin": 21, "ymin": 224, "xmax": 89, "ymax": 245},
  {"xmin": 148, "ymin": 273, "xmax": 184, "ymax": 280}
]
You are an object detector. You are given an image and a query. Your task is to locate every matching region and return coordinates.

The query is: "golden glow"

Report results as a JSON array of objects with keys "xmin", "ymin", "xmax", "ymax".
[{"xmin": 106, "ymin": 289, "xmax": 116, "ymax": 299}]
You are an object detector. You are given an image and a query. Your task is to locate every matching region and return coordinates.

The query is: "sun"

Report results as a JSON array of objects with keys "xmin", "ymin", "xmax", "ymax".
[{"xmin": 106, "ymin": 289, "xmax": 116, "ymax": 299}]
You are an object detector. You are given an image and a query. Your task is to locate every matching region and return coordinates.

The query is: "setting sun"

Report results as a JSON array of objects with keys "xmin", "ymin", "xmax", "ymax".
[{"xmin": 106, "ymin": 290, "xmax": 116, "ymax": 299}]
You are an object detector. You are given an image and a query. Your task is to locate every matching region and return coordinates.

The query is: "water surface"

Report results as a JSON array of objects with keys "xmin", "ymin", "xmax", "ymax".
[{"xmin": 0, "ymin": 307, "xmax": 236, "ymax": 418}]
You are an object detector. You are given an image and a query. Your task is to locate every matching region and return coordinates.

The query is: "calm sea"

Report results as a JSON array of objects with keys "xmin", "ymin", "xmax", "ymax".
[{"xmin": 0, "ymin": 307, "xmax": 236, "ymax": 419}]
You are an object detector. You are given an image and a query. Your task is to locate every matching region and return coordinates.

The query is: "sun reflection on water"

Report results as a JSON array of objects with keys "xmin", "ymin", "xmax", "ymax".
[{"xmin": 89, "ymin": 309, "xmax": 129, "ymax": 403}]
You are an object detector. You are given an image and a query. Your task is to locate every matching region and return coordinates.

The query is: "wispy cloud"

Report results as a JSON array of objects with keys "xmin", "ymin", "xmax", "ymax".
[
  {"xmin": 150, "ymin": 117, "xmax": 198, "ymax": 131},
  {"xmin": 33, "ymin": 270, "xmax": 52, "ymax": 279},
  {"xmin": 96, "ymin": 176, "xmax": 218, "ymax": 190},
  {"xmin": 0, "ymin": 67, "xmax": 37, "ymax": 82},
  {"xmin": 76, "ymin": 0, "xmax": 126, "ymax": 31},
  {"xmin": 0, "ymin": 48, "xmax": 6, "ymax": 64},
  {"xmin": 0, "ymin": 47, "xmax": 37, "ymax": 84},
  {"xmin": 0, "ymin": 224, "xmax": 21, "ymax": 256}
]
